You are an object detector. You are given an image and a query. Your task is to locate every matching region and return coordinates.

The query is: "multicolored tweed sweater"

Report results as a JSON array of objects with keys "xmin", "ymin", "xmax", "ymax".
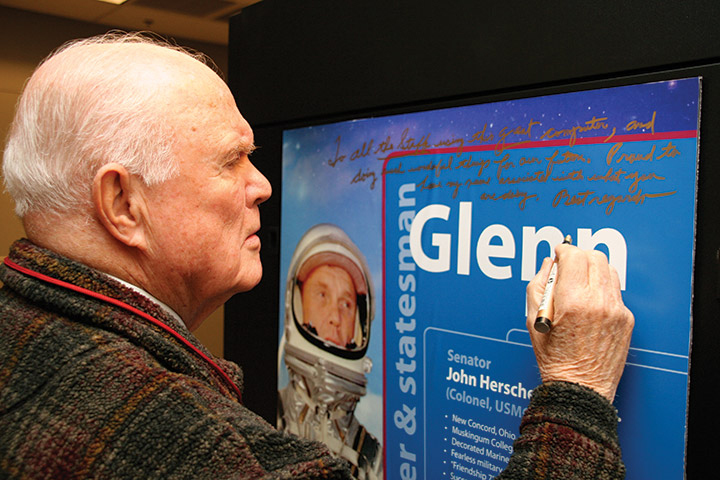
[
  {"xmin": 497, "ymin": 382, "xmax": 625, "ymax": 479},
  {"xmin": 0, "ymin": 239, "xmax": 351, "ymax": 479},
  {"xmin": 0, "ymin": 239, "xmax": 624, "ymax": 479}
]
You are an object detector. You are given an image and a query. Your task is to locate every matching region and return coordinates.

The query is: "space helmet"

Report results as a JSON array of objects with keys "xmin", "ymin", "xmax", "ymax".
[{"xmin": 281, "ymin": 223, "xmax": 375, "ymax": 381}]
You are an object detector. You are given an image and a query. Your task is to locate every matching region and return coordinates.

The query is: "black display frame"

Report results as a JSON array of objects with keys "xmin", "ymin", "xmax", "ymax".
[{"xmin": 225, "ymin": 1, "xmax": 720, "ymax": 475}]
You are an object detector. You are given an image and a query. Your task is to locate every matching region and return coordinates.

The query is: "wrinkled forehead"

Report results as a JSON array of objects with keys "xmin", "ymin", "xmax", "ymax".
[{"xmin": 169, "ymin": 84, "xmax": 251, "ymax": 155}]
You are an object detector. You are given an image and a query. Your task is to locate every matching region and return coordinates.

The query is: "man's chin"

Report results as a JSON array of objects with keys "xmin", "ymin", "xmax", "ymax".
[{"xmin": 234, "ymin": 266, "xmax": 263, "ymax": 293}]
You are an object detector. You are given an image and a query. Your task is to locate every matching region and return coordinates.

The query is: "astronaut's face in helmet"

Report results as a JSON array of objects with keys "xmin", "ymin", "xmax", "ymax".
[{"xmin": 301, "ymin": 265, "xmax": 357, "ymax": 347}]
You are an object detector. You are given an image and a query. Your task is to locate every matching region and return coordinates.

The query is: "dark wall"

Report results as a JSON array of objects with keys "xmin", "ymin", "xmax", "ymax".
[
  {"xmin": 226, "ymin": 1, "xmax": 720, "ymax": 474},
  {"xmin": 229, "ymin": 0, "xmax": 719, "ymax": 126}
]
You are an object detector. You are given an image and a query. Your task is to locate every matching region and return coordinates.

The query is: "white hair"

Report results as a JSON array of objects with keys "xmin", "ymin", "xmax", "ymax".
[{"xmin": 2, "ymin": 32, "xmax": 218, "ymax": 217}]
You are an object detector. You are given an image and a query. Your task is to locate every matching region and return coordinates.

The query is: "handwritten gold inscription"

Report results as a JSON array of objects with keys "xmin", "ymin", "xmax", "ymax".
[
  {"xmin": 540, "ymin": 116, "xmax": 610, "ymax": 146},
  {"xmin": 625, "ymin": 111, "xmax": 656, "ymax": 135},
  {"xmin": 324, "ymin": 110, "xmax": 686, "ymax": 215},
  {"xmin": 351, "ymin": 168, "xmax": 377, "ymax": 190},
  {"xmin": 553, "ymin": 188, "xmax": 676, "ymax": 215}
]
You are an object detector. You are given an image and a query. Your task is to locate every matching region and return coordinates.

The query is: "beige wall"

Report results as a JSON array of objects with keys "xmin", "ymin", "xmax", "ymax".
[{"xmin": 0, "ymin": 6, "xmax": 229, "ymax": 357}]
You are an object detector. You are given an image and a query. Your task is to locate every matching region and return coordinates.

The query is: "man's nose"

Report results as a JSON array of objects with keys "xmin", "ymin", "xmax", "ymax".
[
  {"xmin": 247, "ymin": 162, "xmax": 272, "ymax": 207},
  {"xmin": 327, "ymin": 303, "xmax": 342, "ymax": 326}
]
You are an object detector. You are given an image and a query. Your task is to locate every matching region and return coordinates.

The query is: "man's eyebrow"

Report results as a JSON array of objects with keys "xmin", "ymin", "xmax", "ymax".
[
  {"xmin": 311, "ymin": 278, "xmax": 356, "ymax": 295},
  {"xmin": 222, "ymin": 142, "xmax": 257, "ymax": 162},
  {"xmin": 236, "ymin": 141, "xmax": 257, "ymax": 155}
]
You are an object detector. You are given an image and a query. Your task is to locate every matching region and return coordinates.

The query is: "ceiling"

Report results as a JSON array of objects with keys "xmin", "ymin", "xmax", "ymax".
[{"xmin": 0, "ymin": 0, "xmax": 262, "ymax": 46}]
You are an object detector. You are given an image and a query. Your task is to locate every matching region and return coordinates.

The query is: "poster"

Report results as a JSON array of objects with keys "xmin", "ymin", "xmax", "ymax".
[{"xmin": 279, "ymin": 78, "xmax": 700, "ymax": 479}]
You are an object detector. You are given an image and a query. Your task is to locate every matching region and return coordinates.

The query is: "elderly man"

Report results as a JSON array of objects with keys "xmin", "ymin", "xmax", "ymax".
[{"xmin": 0, "ymin": 33, "xmax": 634, "ymax": 479}]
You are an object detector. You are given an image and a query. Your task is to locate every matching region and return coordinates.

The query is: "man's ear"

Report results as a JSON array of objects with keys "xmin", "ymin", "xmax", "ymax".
[{"xmin": 92, "ymin": 163, "xmax": 147, "ymax": 249}]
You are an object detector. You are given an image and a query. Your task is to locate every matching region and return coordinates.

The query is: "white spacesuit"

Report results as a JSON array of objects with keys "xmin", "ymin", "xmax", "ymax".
[{"xmin": 278, "ymin": 224, "xmax": 382, "ymax": 480}]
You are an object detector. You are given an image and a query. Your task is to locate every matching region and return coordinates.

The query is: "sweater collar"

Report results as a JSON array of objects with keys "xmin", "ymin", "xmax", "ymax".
[
  {"xmin": 2, "ymin": 238, "xmax": 245, "ymax": 401},
  {"xmin": 104, "ymin": 272, "xmax": 184, "ymax": 325},
  {"xmin": 2, "ymin": 238, "xmax": 194, "ymax": 344}
]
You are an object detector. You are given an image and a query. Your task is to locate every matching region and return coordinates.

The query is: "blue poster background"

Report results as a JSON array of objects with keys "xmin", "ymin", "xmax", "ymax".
[{"xmin": 281, "ymin": 78, "xmax": 700, "ymax": 479}]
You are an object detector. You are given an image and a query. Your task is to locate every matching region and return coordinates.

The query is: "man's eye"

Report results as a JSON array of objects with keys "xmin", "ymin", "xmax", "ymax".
[{"xmin": 226, "ymin": 155, "xmax": 242, "ymax": 168}]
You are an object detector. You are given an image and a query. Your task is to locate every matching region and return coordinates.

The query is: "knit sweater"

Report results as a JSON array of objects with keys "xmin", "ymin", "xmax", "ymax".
[
  {"xmin": 0, "ymin": 239, "xmax": 351, "ymax": 479},
  {"xmin": 498, "ymin": 381, "xmax": 625, "ymax": 479},
  {"xmin": 0, "ymin": 239, "xmax": 624, "ymax": 479}
]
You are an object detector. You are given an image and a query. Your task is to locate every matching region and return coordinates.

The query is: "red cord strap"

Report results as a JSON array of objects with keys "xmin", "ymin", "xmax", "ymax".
[{"xmin": 3, "ymin": 256, "xmax": 242, "ymax": 403}]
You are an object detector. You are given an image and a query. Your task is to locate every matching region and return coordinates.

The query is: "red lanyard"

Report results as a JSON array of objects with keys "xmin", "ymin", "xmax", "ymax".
[{"xmin": 3, "ymin": 257, "xmax": 242, "ymax": 403}]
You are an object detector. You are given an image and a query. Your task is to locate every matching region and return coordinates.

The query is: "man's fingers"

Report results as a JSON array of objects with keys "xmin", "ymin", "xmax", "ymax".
[
  {"xmin": 527, "ymin": 256, "xmax": 554, "ymax": 310},
  {"xmin": 608, "ymin": 264, "xmax": 624, "ymax": 303},
  {"xmin": 554, "ymin": 244, "xmax": 588, "ymax": 290},
  {"xmin": 587, "ymin": 249, "xmax": 612, "ymax": 291}
]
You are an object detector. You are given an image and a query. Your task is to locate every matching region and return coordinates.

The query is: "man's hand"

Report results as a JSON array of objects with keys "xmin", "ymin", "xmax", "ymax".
[{"xmin": 526, "ymin": 244, "xmax": 634, "ymax": 402}]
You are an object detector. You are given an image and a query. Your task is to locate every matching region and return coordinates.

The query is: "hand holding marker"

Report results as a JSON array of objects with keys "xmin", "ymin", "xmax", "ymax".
[{"xmin": 534, "ymin": 235, "xmax": 573, "ymax": 333}]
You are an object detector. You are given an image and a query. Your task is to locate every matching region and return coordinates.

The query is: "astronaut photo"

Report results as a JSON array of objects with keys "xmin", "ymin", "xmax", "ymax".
[{"xmin": 278, "ymin": 223, "xmax": 382, "ymax": 480}]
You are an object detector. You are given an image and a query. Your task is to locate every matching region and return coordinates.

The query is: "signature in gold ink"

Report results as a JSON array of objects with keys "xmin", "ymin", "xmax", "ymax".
[
  {"xmin": 553, "ymin": 187, "xmax": 676, "ymax": 215},
  {"xmin": 590, "ymin": 189, "xmax": 674, "ymax": 215}
]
